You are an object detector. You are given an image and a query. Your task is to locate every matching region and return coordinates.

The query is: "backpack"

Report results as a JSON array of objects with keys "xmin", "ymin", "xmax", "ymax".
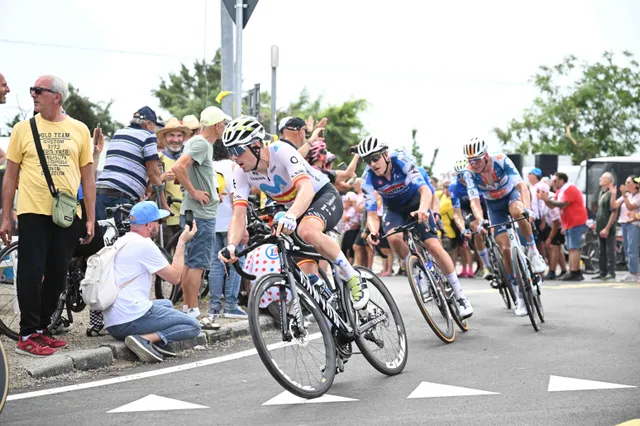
[{"xmin": 81, "ymin": 236, "xmax": 138, "ymax": 311}]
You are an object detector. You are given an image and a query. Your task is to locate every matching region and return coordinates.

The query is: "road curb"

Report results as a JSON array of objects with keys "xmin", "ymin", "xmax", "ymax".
[{"xmin": 25, "ymin": 315, "xmax": 275, "ymax": 380}]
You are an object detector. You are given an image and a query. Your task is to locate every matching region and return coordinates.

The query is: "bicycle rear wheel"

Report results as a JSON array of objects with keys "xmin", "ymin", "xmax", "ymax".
[
  {"xmin": 0, "ymin": 339, "xmax": 7, "ymax": 414},
  {"xmin": 248, "ymin": 273, "xmax": 336, "ymax": 399},
  {"xmin": 407, "ymin": 256, "xmax": 455, "ymax": 343},
  {"xmin": 353, "ymin": 267, "xmax": 408, "ymax": 375},
  {"xmin": 0, "ymin": 242, "xmax": 20, "ymax": 341},
  {"xmin": 513, "ymin": 249, "xmax": 538, "ymax": 332}
]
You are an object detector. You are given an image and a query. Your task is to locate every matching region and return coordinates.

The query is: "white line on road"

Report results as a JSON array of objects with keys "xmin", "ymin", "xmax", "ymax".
[{"xmin": 7, "ymin": 333, "xmax": 321, "ymax": 402}]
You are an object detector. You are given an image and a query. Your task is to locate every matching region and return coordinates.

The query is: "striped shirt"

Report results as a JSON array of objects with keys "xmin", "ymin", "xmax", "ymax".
[{"xmin": 96, "ymin": 124, "xmax": 159, "ymax": 199}]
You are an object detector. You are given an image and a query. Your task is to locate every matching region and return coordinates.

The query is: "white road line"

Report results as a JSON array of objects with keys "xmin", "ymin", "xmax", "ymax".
[{"xmin": 8, "ymin": 333, "xmax": 321, "ymax": 402}]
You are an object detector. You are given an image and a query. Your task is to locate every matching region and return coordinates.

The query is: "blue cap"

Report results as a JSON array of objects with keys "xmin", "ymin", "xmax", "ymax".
[
  {"xmin": 129, "ymin": 201, "xmax": 170, "ymax": 225},
  {"xmin": 133, "ymin": 106, "xmax": 164, "ymax": 127},
  {"xmin": 529, "ymin": 167, "xmax": 543, "ymax": 178}
]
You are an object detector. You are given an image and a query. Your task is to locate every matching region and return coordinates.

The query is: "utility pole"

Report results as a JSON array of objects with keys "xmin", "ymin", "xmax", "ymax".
[
  {"xmin": 234, "ymin": 0, "xmax": 244, "ymax": 117},
  {"xmin": 220, "ymin": 0, "xmax": 234, "ymax": 116},
  {"xmin": 270, "ymin": 45, "xmax": 279, "ymax": 135}
]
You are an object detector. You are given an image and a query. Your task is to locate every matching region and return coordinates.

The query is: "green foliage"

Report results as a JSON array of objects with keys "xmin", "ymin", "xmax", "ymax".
[
  {"xmin": 152, "ymin": 51, "xmax": 223, "ymax": 120},
  {"xmin": 410, "ymin": 128, "xmax": 423, "ymax": 166},
  {"xmin": 63, "ymin": 84, "xmax": 121, "ymax": 137},
  {"xmin": 494, "ymin": 51, "xmax": 640, "ymax": 164}
]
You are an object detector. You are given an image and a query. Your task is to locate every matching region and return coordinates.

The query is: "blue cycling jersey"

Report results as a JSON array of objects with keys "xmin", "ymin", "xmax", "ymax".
[
  {"xmin": 362, "ymin": 151, "xmax": 431, "ymax": 212},
  {"xmin": 449, "ymin": 178, "xmax": 486, "ymax": 210},
  {"xmin": 463, "ymin": 153, "xmax": 523, "ymax": 201}
]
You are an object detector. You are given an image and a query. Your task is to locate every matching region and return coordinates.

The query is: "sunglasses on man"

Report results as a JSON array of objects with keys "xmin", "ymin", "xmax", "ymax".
[
  {"xmin": 30, "ymin": 86, "xmax": 57, "ymax": 96},
  {"xmin": 227, "ymin": 138, "xmax": 262, "ymax": 158},
  {"xmin": 285, "ymin": 126, "xmax": 310, "ymax": 138},
  {"xmin": 363, "ymin": 153, "xmax": 383, "ymax": 164},
  {"xmin": 468, "ymin": 157, "xmax": 484, "ymax": 164}
]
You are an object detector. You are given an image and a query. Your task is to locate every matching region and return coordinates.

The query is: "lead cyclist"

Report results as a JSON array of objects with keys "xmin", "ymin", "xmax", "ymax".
[
  {"xmin": 217, "ymin": 116, "xmax": 370, "ymax": 310},
  {"xmin": 461, "ymin": 137, "xmax": 547, "ymax": 317}
]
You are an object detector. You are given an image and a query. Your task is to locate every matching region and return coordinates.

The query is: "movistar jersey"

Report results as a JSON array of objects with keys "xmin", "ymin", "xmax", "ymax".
[
  {"xmin": 463, "ymin": 153, "xmax": 523, "ymax": 201},
  {"xmin": 361, "ymin": 151, "xmax": 430, "ymax": 212},
  {"xmin": 232, "ymin": 141, "xmax": 329, "ymax": 208}
]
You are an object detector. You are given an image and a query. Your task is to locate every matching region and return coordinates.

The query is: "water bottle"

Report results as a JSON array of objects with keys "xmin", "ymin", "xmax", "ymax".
[
  {"xmin": 425, "ymin": 257, "xmax": 434, "ymax": 272},
  {"xmin": 308, "ymin": 274, "xmax": 333, "ymax": 301}
]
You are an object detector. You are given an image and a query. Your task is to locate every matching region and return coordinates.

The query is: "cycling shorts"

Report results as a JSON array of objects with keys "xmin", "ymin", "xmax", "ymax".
[
  {"xmin": 485, "ymin": 188, "xmax": 522, "ymax": 236},
  {"xmin": 382, "ymin": 193, "xmax": 437, "ymax": 242},
  {"xmin": 300, "ymin": 183, "xmax": 342, "ymax": 232}
]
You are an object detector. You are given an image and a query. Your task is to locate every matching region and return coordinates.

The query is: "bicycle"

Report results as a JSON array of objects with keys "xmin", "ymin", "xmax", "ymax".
[
  {"xmin": 475, "ymin": 229, "xmax": 516, "ymax": 309},
  {"xmin": 485, "ymin": 214, "xmax": 545, "ymax": 331},
  {"xmin": 380, "ymin": 221, "xmax": 468, "ymax": 344},
  {"xmin": 0, "ymin": 203, "xmax": 174, "ymax": 340},
  {"xmin": 224, "ymin": 208, "xmax": 408, "ymax": 399},
  {"xmin": 0, "ymin": 336, "xmax": 6, "ymax": 414}
]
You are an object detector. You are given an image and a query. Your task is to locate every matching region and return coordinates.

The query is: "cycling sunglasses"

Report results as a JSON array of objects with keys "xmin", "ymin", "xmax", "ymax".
[
  {"xmin": 363, "ymin": 153, "xmax": 383, "ymax": 164},
  {"xmin": 30, "ymin": 86, "xmax": 57, "ymax": 96},
  {"xmin": 227, "ymin": 145, "xmax": 247, "ymax": 157},
  {"xmin": 468, "ymin": 157, "xmax": 484, "ymax": 164}
]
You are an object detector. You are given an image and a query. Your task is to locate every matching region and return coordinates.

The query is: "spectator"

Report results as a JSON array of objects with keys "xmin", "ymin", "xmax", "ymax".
[
  {"xmin": 540, "ymin": 172, "xmax": 588, "ymax": 281},
  {"xmin": 104, "ymin": 201, "xmax": 200, "ymax": 362},
  {"xmin": 439, "ymin": 181, "xmax": 462, "ymax": 270},
  {"xmin": 536, "ymin": 182, "xmax": 567, "ymax": 280},
  {"xmin": 591, "ymin": 172, "xmax": 618, "ymax": 281},
  {"xmin": 376, "ymin": 191, "xmax": 394, "ymax": 276},
  {"xmin": 528, "ymin": 168, "xmax": 547, "ymax": 258},
  {"xmin": 96, "ymin": 106, "xmax": 168, "ymax": 221},
  {"xmin": 182, "ymin": 114, "xmax": 201, "ymax": 137},
  {"xmin": 1, "ymin": 75, "xmax": 95, "ymax": 356},
  {"xmin": 157, "ymin": 118, "xmax": 190, "ymax": 244},
  {"xmin": 611, "ymin": 175, "xmax": 640, "ymax": 282},
  {"xmin": 0, "ymin": 72, "xmax": 9, "ymax": 104},
  {"xmin": 340, "ymin": 192, "xmax": 362, "ymax": 264},
  {"xmin": 352, "ymin": 180, "xmax": 374, "ymax": 269},
  {"xmin": 209, "ymin": 140, "xmax": 246, "ymax": 320},
  {"xmin": 170, "ymin": 106, "xmax": 225, "ymax": 318},
  {"xmin": 277, "ymin": 116, "xmax": 325, "ymax": 157}
]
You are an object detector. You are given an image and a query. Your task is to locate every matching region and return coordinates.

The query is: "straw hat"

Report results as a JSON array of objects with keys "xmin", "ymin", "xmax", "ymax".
[
  {"xmin": 182, "ymin": 114, "xmax": 201, "ymax": 131},
  {"xmin": 156, "ymin": 117, "xmax": 190, "ymax": 139}
]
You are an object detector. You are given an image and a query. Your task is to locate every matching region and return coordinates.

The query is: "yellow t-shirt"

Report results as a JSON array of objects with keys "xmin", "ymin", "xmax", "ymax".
[
  {"xmin": 159, "ymin": 152, "xmax": 182, "ymax": 226},
  {"xmin": 439, "ymin": 193, "xmax": 457, "ymax": 239},
  {"xmin": 8, "ymin": 114, "xmax": 92, "ymax": 217}
]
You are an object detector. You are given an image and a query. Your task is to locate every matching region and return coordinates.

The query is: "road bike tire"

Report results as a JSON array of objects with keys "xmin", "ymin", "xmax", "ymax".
[
  {"xmin": 491, "ymin": 245, "xmax": 513, "ymax": 309},
  {"xmin": 248, "ymin": 273, "xmax": 336, "ymax": 399},
  {"xmin": 153, "ymin": 245, "xmax": 174, "ymax": 300},
  {"xmin": 353, "ymin": 267, "xmax": 408, "ymax": 375},
  {"xmin": 48, "ymin": 289, "xmax": 68, "ymax": 335},
  {"xmin": 0, "ymin": 242, "xmax": 20, "ymax": 341},
  {"xmin": 530, "ymin": 271, "xmax": 545, "ymax": 323},
  {"xmin": 513, "ymin": 248, "xmax": 538, "ymax": 332},
  {"xmin": 0, "ymin": 339, "xmax": 7, "ymax": 414},
  {"xmin": 406, "ymin": 255, "xmax": 455, "ymax": 343}
]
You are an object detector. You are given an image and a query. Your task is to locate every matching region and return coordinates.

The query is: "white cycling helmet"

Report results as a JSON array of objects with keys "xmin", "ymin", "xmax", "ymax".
[
  {"xmin": 222, "ymin": 116, "xmax": 266, "ymax": 148},
  {"xmin": 454, "ymin": 158, "xmax": 468, "ymax": 174},
  {"xmin": 357, "ymin": 136, "xmax": 388, "ymax": 157},
  {"xmin": 462, "ymin": 137, "xmax": 487, "ymax": 159}
]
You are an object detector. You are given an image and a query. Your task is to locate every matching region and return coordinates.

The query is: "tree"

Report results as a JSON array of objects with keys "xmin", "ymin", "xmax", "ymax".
[
  {"xmin": 63, "ymin": 84, "xmax": 121, "ymax": 137},
  {"xmin": 153, "ymin": 52, "xmax": 222, "ymax": 120},
  {"xmin": 410, "ymin": 128, "xmax": 423, "ymax": 166},
  {"xmin": 494, "ymin": 51, "xmax": 640, "ymax": 164}
]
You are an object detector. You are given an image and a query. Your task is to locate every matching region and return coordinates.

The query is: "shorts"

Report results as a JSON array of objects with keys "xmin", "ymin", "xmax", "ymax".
[
  {"xmin": 378, "ymin": 221, "xmax": 390, "ymax": 248},
  {"xmin": 461, "ymin": 203, "xmax": 488, "ymax": 229},
  {"xmin": 565, "ymin": 224, "xmax": 587, "ymax": 250},
  {"xmin": 354, "ymin": 228, "xmax": 368, "ymax": 247},
  {"xmin": 485, "ymin": 188, "xmax": 522, "ymax": 236},
  {"xmin": 184, "ymin": 217, "xmax": 216, "ymax": 269},
  {"xmin": 382, "ymin": 201, "xmax": 438, "ymax": 242},
  {"xmin": 341, "ymin": 229, "xmax": 359, "ymax": 256},
  {"xmin": 301, "ymin": 184, "xmax": 342, "ymax": 232}
]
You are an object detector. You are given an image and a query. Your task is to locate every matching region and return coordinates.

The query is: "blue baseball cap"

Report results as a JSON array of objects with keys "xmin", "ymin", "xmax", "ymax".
[
  {"xmin": 133, "ymin": 106, "xmax": 164, "ymax": 127},
  {"xmin": 129, "ymin": 201, "xmax": 170, "ymax": 225},
  {"xmin": 529, "ymin": 167, "xmax": 543, "ymax": 178}
]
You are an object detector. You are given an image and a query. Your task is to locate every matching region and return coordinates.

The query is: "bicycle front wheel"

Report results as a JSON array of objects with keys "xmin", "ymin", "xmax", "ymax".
[
  {"xmin": 492, "ymin": 246, "xmax": 514, "ymax": 309},
  {"xmin": 353, "ymin": 267, "xmax": 408, "ymax": 375},
  {"xmin": 513, "ymin": 249, "xmax": 538, "ymax": 332},
  {"xmin": 248, "ymin": 273, "xmax": 336, "ymax": 399},
  {"xmin": 0, "ymin": 242, "xmax": 20, "ymax": 341},
  {"xmin": 406, "ymin": 256, "xmax": 455, "ymax": 343},
  {"xmin": 0, "ymin": 339, "xmax": 7, "ymax": 414}
]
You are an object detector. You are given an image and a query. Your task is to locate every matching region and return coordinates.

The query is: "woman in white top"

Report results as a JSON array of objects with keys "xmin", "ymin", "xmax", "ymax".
[{"xmin": 610, "ymin": 175, "xmax": 640, "ymax": 281}]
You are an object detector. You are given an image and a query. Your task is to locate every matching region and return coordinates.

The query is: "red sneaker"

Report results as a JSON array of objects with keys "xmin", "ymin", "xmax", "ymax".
[
  {"xmin": 36, "ymin": 332, "xmax": 68, "ymax": 348},
  {"xmin": 16, "ymin": 335, "xmax": 57, "ymax": 357}
]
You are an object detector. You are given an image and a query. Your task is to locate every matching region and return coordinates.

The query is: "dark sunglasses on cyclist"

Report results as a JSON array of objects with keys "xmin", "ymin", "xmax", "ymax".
[
  {"xmin": 468, "ymin": 157, "xmax": 483, "ymax": 164},
  {"xmin": 364, "ymin": 153, "xmax": 383, "ymax": 164},
  {"xmin": 227, "ymin": 145, "xmax": 247, "ymax": 157},
  {"xmin": 30, "ymin": 86, "xmax": 57, "ymax": 96}
]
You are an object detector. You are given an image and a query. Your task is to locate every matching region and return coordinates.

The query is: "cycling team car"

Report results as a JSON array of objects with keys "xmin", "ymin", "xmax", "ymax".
[
  {"xmin": 218, "ymin": 116, "xmax": 369, "ymax": 310},
  {"xmin": 460, "ymin": 137, "xmax": 547, "ymax": 317},
  {"xmin": 450, "ymin": 159, "xmax": 494, "ymax": 281},
  {"xmin": 358, "ymin": 136, "xmax": 473, "ymax": 319}
]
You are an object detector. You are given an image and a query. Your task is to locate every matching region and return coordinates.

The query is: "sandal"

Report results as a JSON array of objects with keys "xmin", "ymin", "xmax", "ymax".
[
  {"xmin": 86, "ymin": 325, "xmax": 109, "ymax": 337},
  {"xmin": 199, "ymin": 315, "xmax": 221, "ymax": 330}
]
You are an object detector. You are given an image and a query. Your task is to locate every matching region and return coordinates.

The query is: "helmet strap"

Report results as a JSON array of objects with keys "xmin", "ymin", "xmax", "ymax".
[
  {"xmin": 250, "ymin": 145, "xmax": 262, "ymax": 172},
  {"xmin": 383, "ymin": 151, "xmax": 391, "ymax": 175}
]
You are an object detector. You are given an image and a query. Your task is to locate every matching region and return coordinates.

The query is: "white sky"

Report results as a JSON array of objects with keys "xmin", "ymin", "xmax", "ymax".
[{"xmin": 1, "ymin": 0, "xmax": 639, "ymax": 173}]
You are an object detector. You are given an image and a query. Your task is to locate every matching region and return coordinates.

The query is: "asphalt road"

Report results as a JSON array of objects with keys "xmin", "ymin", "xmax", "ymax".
[{"xmin": 2, "ymin": 276, "xmax": 639, "ymax": 426}]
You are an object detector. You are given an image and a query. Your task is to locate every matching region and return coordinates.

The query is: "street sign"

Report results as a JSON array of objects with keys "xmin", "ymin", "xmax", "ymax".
[
  {"xmin": 223, "ymin": 0, "xmax": 259, "ymax": 29},
  {"xmin": 246, "ymin": 83, "xmax": 261, "ymax": 119}
]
